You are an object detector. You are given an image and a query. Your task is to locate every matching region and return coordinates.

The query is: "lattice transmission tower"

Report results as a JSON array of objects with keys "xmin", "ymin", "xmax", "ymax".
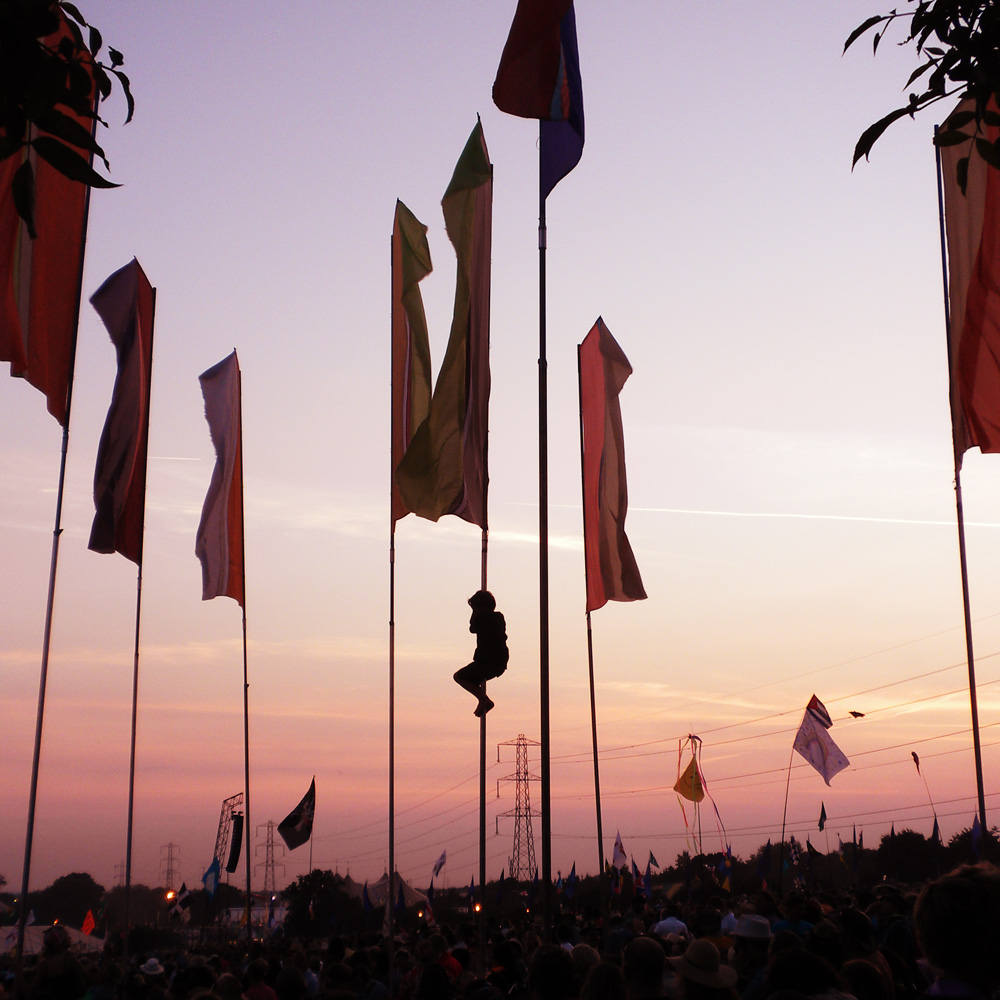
[
  {"xmin": 496, "ymin": 734, "xmax": 540, "ymax": 880},
  {"xmin": 255, "ymin": 821, "xmax": 285, "ymax": 895},
  {"xmin": 160, "ymin": 843, "xmax": 180, "ymax": 890}
]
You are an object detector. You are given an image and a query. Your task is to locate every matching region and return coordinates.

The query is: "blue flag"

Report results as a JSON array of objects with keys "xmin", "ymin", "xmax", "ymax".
[
  {"xmin": 202, "ymin": 858, "xmax": 220, "ymax": 898},
  {"xmin": 539, "ymin": 4, "xmax": 584, "ymax": 200}
]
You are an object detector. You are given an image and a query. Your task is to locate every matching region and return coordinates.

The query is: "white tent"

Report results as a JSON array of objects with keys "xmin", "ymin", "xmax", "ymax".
[{"xmin": 0, "ymin": 925, "xmax": 104, "ymax": 956}]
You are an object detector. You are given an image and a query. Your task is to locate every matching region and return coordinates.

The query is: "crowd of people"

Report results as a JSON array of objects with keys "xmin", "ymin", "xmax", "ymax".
[{"xmin": 4, "ymin": 861, "xmax": 1000, "ymax": 1000}]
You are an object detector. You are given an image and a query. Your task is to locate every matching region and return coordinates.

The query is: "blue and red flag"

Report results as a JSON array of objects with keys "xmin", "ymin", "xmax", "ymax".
[{"xmin": 492, "ymin": 0, "xmax": 584, "ymax": 201}]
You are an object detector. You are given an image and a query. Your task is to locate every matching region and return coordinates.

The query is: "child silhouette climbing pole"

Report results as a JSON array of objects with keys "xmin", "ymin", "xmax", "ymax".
[{"xmin": 454, "ymin": 590, "xmax": 508, "ymax": 717}]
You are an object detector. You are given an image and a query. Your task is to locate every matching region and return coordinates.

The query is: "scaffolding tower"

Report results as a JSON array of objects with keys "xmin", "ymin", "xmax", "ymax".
[
  {"xmin": 255, "ymin": 820, "xmax": 285, "ymax": 896},
  {"xmin": 214, "ymin": 792, "xmax": 244, "ymax": 870},
  {"xmin": 496, "ymin": 734, "xmax": 540, "ymax": 880}
]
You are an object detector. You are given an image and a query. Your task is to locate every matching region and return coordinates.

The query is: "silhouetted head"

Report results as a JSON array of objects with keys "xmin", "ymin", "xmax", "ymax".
[
  {"xmin": 469, "ymin": 590, "xmax": 496, "ymax": 612},
  {"xmin": 915, "ymin": 862, "xmax": 1000, "ymax": 993}
]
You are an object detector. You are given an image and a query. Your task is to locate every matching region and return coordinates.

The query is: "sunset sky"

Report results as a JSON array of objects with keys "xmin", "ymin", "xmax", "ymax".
[{"xmin": 4, "ymin": 2, "xmax": 1000, "ymax": 901}]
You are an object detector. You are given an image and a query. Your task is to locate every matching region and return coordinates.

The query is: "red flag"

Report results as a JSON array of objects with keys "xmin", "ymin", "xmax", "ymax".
[
  {"xmin": 395, "ymin": 121, "xmax": 492, "ymax": 527},
  {"xmin": 88, "ymin": 259, "xmax": 156, "ymax": 564},
  {"xmin": 81, "ymin": 910, "xmax": 95, "ymax": 936},
  {"xmin": 196, "ymin": 351, "xmax": 244, "ymax": 606},
  {"xmin": 391, "ymin": 200, "xmax": 433, "ymax": 524},
  {"xmin": 579, "ymin": 318, "xmax": 646, "ymax": 612},
  {"xmin": 492, "ymin": 0, "xmax": 584, "ymax": 200},
  {"xmin": 941, "ymin": 100, "xmax": 1000, "ymax": 465},
  {"xmin": 0, "ymin": 18, "xmax": 95, "ymax": 425}
]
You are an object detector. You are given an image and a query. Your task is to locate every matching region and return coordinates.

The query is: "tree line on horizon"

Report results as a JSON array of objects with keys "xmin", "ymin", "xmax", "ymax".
[{"xmin": 4, "ymin": 825, "xmax": 993, "ymax": 942}]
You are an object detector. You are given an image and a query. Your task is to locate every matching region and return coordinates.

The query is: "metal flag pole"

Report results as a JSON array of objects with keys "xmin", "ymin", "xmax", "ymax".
[
  {"xmin": 577, "ymin": 345, "xmax": 607, "ymax": 915},
  {"xmin": 124, "ymin": 285, "xmax": 158, "ymax": 960},
  {"xmin": 778, "ymin": 745, "xmax": 795, "ymax": 899},
  {"xmin": 478, "ymin": 434, "xmax": 490, "ymax": 974},
  {"xmin": 935, "ymin": 129, "xmax": 988, "ymax": 846},
  {"xmin": 237, "ymin": 366, "xmax": 253, "ymax": 953},
  {"xmin": 537, "ymin": 127, "xmax": 553, "ymax": 939},
  {"xmin": 478, "ymin": 160, "xmax": 493, "ymax": 976},
  {"xmin": 387, "ymin": 232, "xmax": 397, "ymax": 979},
  {"xmin": 15, "ymin": 102, "xmax": 99, "ymax": 979}
]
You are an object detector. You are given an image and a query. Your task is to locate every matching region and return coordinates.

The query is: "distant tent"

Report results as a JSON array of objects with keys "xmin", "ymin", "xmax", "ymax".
[
  {"xmin": 341, "ymin": 871, "xmax": 426, "ymax": 907},
  {"xmin": 1, "ymin": 925, "xmax": 103, "ymax": 955},
  {"xmin": 338, "ymin": 873, "xmax": 363, "ymax": 896}
]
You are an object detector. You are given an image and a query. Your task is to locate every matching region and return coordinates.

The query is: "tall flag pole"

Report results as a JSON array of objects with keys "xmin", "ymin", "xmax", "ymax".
[
  {"xmin": 493, "ymin": 0, "xmax": 584, "ymax": 936},
  {"xmin": 389, "ymin": 199, "xmax": 433, "ymax": 970},
  {"xmin": 781, "ymin": 695, "xmax": 849, "ymax": 893},
  {"xmin": 86, "ymin": 258, "xmax": 156, "ymax": 957},
  {"xmin": 195, "ymin": 350, "xmax": 252, "ymax": 950},
  {"xmin": 391, "ymin": 120, "xmax": 492, "ymax": 966},
  {"xmin": 577, "ymin": 318, "xmax": 646, "ymax": 915},
  {"xmin": 936, "ymin": 105, "xmax": 993, "ymax": 843},
  {"xmin": 12, "ymin": 23, "xmax": 99, "ymax": 967}
]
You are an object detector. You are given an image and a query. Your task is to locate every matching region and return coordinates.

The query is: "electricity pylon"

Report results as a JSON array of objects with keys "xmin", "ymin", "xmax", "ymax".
[{"xmin": 497, "ymin": 734, "xmax": 540, "ymax": 880}]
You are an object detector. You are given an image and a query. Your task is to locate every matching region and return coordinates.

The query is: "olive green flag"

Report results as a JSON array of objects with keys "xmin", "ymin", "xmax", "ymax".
[
  {"xmin": 395, "ymin": 120, "xmax": 492, "ymax": 528},
  {"xmin": 390, "ymin": 200, "xmax": 433, "ymax": 524}
]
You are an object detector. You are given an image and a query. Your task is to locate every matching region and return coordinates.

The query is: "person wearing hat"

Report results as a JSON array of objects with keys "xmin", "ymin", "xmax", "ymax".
[
  {"xmin": 138, "ymin": 957, "xmax": 168, "ymax": 1000},
  {"xmin": 667, "ymin": 939, "xmax": 737, "ymax": 1000},
  {"xmin": 727, "ymin": 916, "xmax": 771, "ymax": 1000},
  {"xmin": 31, "ymin": 926, "xmax": 85, "ymax": 1000}
]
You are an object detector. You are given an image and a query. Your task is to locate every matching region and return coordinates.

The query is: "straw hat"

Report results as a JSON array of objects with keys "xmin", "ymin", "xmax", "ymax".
[
  {"xmin": 732, "ymin": 915, "xmax": 772, "ymax": 941},
  {"xmin": 669, "ymin": 940, "xmax": 737, "ymax": 989},
  {"xmin": 140, "ymin": 958, "xmax": 165, "ymax": 977}
]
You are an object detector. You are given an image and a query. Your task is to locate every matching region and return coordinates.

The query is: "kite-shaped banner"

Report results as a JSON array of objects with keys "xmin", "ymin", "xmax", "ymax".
[
  {"xmin": 673, "ymin": 756, "xmax": 705, "ymax": 803},
  {"xmin": 793, "ymin": 695, "xmax": 849, "ymax": 786}
]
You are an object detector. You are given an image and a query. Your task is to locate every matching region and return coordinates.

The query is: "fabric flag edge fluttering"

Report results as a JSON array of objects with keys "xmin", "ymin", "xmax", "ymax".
[
  {"xmin": 579, "ymin": 317, "xmax": 646, "ymax": 612},
  {"xmin": 195, "ymin": 350, "xmax": 245, "ymax": 607},
  {"xmin": 88, "ymin": 257, "xmax": 155, "ymax": 564}
]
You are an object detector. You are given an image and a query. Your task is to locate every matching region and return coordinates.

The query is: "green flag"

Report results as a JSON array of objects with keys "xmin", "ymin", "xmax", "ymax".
[{"xmin": 395, "ymin": 120, "xmax": 492, "ymax": 527}]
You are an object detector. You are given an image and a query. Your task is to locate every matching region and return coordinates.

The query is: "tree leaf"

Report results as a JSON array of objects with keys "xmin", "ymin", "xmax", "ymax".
[
  {"xmin": 111, "ymin": 69, "xmax": 134, "ymax": 123},
  {"xmin": 29, "ymin": 136, "xmax": 119, "ymax": 188},
  {"xmin": 92, "ymin": 64, "xmax": 112, "ymax": 100},
  {"xmin": 853, "ymin": 106, "xmax": 912, "ymax": 167},
  {"xmin": 945, "ymin": 109, "xmax": 976, "ymax": 130},
  {"xmin": 68, "ymin": 61, "xmax": 92, "ymax": 99},
  {"xmin": 32, "ymin": 107, "xmax": 108, "ymax": 166},
  {"xmin": 844, "ymin": 15, "xmax": 885, "ymax": 53},
  {"xmin": 905, "ymin": 60, "xmax": 935, "ymax": 87},
  {"xmin": 12, "ymin": 160, "xmax": 37, "ymax": 239},
  {"xmin": 0, "ymin": 136, "xmax": 24, "ymax": 162},
  {"xmin": 88, "ymin": 25, "xmax": 102, "ymax": 58},
  {"xmin": 935, "ymin": 129, "xmax": 972, "ymax": 147},
  {"xmin": 957, "ymin": 156, "xmax": 969, "ymax": 195},
  {"xmin": 975, "ymin": 136, "xmax": 1000, "ymax": 169},
  {"xmin": 60, "ymin": 2, "xmax": 88, "ymax": 26},
  {"xmin": 108, "ymin": 47, "xmax": 123, "ymax": 68},
  {"xmin": 63, "ymin": 16, "xmax": 83, "ymax": 50}
]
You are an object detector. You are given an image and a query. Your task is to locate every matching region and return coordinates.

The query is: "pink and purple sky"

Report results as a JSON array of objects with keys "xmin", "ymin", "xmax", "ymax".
[{"xmin": 3, "ymin": 2, "xmax": 1000, "ymax": 898}]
